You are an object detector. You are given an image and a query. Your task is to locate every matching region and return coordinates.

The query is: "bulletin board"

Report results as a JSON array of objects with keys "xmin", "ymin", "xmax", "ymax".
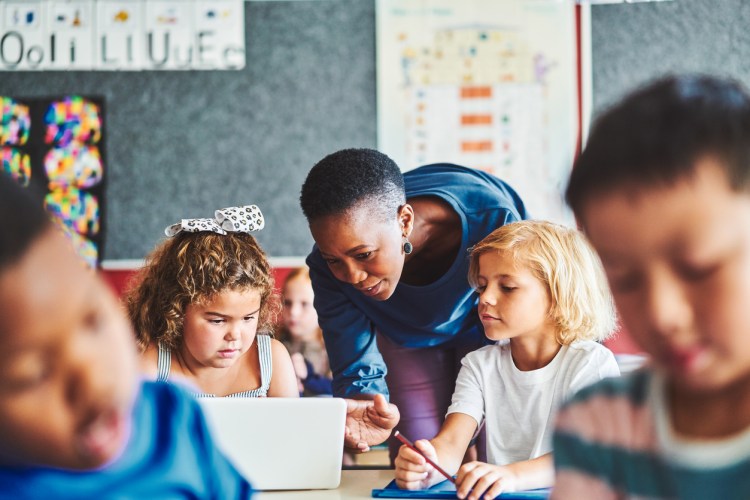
[
  {"xmin": 377, "ymin": 0, "xmax": 580, "ymax": 224},
  {"xmin": 0, "ymin": 0, "xmax": 246, "ymax": 71},
  {"xmin": 2, "ymin": 0, "xmax": 731, "ymax": 262},
  {"xmin": 1, "ymin": 95, "xmax": 106, "ymax": 266},
  {"xmin": 0, "ymin": 0, "xmax": 376, "ymax": 261}
]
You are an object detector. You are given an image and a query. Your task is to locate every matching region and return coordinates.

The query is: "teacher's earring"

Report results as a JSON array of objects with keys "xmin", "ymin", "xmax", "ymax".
[{"xmin": 402, "ymin": 237, "xmax": 413, "ymax": 255}]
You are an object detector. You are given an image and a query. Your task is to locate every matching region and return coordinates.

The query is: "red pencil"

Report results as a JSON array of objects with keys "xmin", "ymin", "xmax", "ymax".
[{"xmin": 394, "ymin": 430, "xmax": 456, "ymax": 484}]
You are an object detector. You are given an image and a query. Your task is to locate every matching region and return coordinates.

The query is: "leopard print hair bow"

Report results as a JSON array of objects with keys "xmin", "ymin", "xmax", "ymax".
[{"xmin": 164, "ymin": 205, "xmax": 265, "ymax": 237}]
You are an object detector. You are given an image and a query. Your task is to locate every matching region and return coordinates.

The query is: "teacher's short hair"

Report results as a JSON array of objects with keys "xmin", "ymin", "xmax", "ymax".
[{"xmin": 300, "ymin": 148, "xmax": 406, "ymax": 224}]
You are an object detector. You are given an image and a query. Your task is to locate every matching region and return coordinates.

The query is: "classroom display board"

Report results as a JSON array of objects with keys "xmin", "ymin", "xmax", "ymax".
[
  {"xmin": 0, "ymin": 0, "xmax": 245, "ymax": 71},
  {"xmin": 1, "ymin": 0, "xmax": 730, "ymax": 261},
  {"xmin": 1, "ymin": 95, "xmax": 106, "ymax": 266},
  {"xmin": 0, "ymin": 1, "xmax": 376, "ymax": 261},
  {"xmin": 377, "ymin": 0, "xmax": 579, "ymax": 224}
]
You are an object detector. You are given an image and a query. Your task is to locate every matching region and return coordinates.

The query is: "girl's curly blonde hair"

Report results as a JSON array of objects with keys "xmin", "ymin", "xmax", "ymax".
[
  {"xmin": 468, "ymin": 220, "xmax": 617, "ymax": 345},
  {"xmin": 126, "ymin": 232, "xmax": 279, "ymax": 352}
]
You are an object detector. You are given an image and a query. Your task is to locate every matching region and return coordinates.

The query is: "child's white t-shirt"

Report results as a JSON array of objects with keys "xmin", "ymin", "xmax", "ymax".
[{"xmin": 446, "ymin": 340, "xmax": 620, "ymax": 465}]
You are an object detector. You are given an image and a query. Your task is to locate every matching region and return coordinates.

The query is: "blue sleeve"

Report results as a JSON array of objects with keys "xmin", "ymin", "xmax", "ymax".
[
  {"xmin": 0, "ymin": 383, "xmax": 255, "ymax": 498},
  {"xmin": 307, "ymin": 250, "xmax": 389, "ymax": 399}
]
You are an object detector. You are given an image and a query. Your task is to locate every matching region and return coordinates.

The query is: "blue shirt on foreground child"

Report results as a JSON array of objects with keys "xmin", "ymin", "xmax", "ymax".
[{"xmin": 0, "ymin": 174, "xmax": 250, "ymax": 499}]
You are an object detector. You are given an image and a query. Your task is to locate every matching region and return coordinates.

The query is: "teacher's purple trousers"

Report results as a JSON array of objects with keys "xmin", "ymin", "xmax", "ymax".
[{"xmin": 376, "ymin": 333, "xmax": 487, "ymax": 464}]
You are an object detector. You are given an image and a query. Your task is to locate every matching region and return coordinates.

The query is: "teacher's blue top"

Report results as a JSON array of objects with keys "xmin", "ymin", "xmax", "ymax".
[
  {"xmin": 0, "ymin": 381, "xmax": 251, "ymax": 499},
  {"xmin": 307, "ymin": 163, "xmax": 528, "ymax": 398}
]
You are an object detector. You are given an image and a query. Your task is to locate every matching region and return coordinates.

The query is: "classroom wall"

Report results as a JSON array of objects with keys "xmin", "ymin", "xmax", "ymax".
[
  {"xmin": 591, "ymin": 0, "xmax": 750, "ymax": 114},
  {"xmin": 2, "ymin": 0, "xmax": 743, "ymax": 261},
  {"xmin": 0, "ymin": 0, "xmax": 376, "ymax": 260}
]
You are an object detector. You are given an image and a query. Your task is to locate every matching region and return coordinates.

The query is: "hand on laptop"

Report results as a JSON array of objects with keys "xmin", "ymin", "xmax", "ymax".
[{"xmin": 344, "ymin": 394, "xmax": 400, "ymax": 452}]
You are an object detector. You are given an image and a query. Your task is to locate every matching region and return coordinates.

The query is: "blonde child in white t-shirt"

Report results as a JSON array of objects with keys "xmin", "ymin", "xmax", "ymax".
[{"xmin": 394, "ymin": 220, "xmax": 620, "ymax": 499}]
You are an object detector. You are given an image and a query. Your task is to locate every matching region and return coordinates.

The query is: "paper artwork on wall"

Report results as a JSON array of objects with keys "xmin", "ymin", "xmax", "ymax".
[
  {"xmin": 47, "ymin": 0, "xmax": 95, "ymax": 70},
  {"xmin": 0, "ymin": 95, "xmax": 30, "ymax": 144},
  {"xmin": 96, "ymin": 0, "xmax": 144, "ymax": 70},
  {"xmin": 377, "ymin": 0, "xmax": 580, "ymax": 224},
  {"xmin": 1, "ymin": 146, "xmax": 31, "ymax": 185},
  {"xmin": 45, "ymin": 186, "xmax": 101, "ymax": 235},
  {"xmin": 0, "ymin": 0, "xmax": 245, "ymax": 70},
  {"xmin": 44, "ymin": 95, "xmax": 102, "ymax": 145},
  {"xmin": 1, "ymin": 96, "xmax": 31, "ymax": 185},
  {"xmin": 0, "ymin": 95, "xmax": 106, "ymax": 267},
  {"xmin": 191, "ymin": 0, "xmax": 245, "ymax": 69},
  {"xmin": 44, "ymin": 143, "xmax": 103, "ymax": 189}
]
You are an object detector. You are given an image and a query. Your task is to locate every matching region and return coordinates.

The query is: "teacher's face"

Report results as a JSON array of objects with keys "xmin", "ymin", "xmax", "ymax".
[{"xmin": 310, "ymin": 205, "xmax": 411, "ymax": 301}]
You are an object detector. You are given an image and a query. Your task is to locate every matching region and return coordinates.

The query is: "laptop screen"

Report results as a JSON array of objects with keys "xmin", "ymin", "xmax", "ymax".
[{"xmin": 199, "ymin": 397, "xmax": 347, "ymax": 490}]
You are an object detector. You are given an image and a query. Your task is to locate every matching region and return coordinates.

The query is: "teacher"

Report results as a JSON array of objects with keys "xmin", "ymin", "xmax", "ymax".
[{"xmin": 299, "ymin": 148, "xmax": 528, "ymax": 460}]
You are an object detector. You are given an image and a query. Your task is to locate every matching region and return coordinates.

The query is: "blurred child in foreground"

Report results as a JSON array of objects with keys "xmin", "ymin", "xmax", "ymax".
[
  {"xmin": 552, "ymin": 74, "xmax": 750, "ymax": 500},
  {"xmin": 0, "ymin": 175, "xmax": 250, "ymax": 498}
]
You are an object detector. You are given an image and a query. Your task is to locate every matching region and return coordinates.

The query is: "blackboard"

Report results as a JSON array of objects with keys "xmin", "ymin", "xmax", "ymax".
[
  {"xmin": 2, "ymin": 0, "xmax": 740, "ymax": 259},
  {"xmin": 0, "ymin": 0, "xmax": 376, "ymax": 260}
]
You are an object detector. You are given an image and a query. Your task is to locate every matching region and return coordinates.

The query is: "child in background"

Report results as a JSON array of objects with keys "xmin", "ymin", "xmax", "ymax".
[
  {"xmin": 0, "ymin": 175, "xmax": 250, "ymax": 497},
  {"xmin": 126, "ymin": 206, "xmax": 298, "ymax": 398},
  {"xmin": 278, "ymin": 267, "xmax": 333, "ymax": 396},
  {"xmin": 552, "ymin": 75, "xmax": 750, "ymax": 500},
  {"xmin": 395, "ymin": 220, "xmax": 620, "ymax": 499}
]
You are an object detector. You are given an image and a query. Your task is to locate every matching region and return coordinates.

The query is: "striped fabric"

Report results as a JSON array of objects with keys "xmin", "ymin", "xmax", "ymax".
[
  {"xmin": 551, "ymin": 370, "xmax": 750, "ymax": 500},
  {"xmin": 156, "ymin": 334, "xmax": 272, "ymax": 397}
]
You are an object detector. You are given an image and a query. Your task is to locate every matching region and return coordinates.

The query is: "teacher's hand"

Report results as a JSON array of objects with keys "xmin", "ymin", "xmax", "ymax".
[{"xmin": 344, "ymin": 394, "xmax": 400, "ymax": 453}]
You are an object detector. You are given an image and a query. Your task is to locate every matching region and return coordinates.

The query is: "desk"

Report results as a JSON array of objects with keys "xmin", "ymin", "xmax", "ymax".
[{"xmin": 256, "ymin": 469, "xmax": 394, "ymax": 499}]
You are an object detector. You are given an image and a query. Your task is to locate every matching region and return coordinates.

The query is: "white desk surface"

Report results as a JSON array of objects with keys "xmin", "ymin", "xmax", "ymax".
[{"xmin": 255, "ymin": 468, "xmax": 395, "ymax": 499}]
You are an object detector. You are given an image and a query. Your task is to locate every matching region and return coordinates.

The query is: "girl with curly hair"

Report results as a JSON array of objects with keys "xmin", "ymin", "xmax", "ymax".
[{"xmin": 126, "ymin": 206, "xmax": 297, "ymax": 398}]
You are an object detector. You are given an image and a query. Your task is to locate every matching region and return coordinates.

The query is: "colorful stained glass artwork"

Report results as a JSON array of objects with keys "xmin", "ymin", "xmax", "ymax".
[
  {"xmin": 1, "ymin": 147, "xmax": 31, "ymax": 186},
  {"xmin": 44, "ymin": 187, "xmax": 101, "ymax": 236},
  {"xmin": 7, "ymin": 95, "xmax": 106, "ymax": 266},
  {"xmin": 45, "ymin": 143, "xmax": 103, "ymax": 189},
  {"xmin": 1, "ymin": 97, "xmax": 31, "ymax": 146},
  {"xmin": 44, "ymin": 96, "xmax": 102, "ymax": 146},
  {"xmin": 57, "ymin": 223, "xmax": 99, "ymax": 268}
]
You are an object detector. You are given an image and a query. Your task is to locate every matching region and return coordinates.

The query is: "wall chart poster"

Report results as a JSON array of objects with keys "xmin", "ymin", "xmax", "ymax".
[
  {"xmin": 376, "ymin": 0, "xmax": 579, "ymax": 223},
  {"xmin": 1, "ymin": 95, "xmax": 106, "ymax": 267},
  {"xmin": 0, "ymin": 0, "xmax": 246, "ymax": 70}
]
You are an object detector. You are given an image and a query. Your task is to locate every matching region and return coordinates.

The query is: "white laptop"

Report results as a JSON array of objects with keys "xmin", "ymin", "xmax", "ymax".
[{"xmin": 198, "ymin": 397, "xmax": 347, "ymax": 490}]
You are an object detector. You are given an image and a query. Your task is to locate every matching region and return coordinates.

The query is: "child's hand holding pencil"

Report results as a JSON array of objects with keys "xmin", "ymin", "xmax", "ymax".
[{"xmin": 393, "ymin": 431, "xmax": 455, "ymax": 490}]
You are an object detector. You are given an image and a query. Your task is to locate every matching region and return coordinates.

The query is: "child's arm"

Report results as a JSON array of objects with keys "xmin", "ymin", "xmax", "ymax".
[
  {"xmin": 455, "ymin": 453, "xmax": 554, "ymax": 499},
  {"xmin": 267, "ymin": 338, "xmax": 301, "ymax": 397},
  {"xmin": 394, "ymin": 412, "xmax": 477, "ymax": 490}
]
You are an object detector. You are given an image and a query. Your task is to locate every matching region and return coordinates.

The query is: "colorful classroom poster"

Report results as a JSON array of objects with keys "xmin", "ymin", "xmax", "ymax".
[
  {"xmin": 96, "ymin": 0, "xmax": 143, "ymax": 70},
  {"xmin": 376, "ymin": 0, "xmax": 579, "ymax": 223},
  {"xmin": 0, "ymin": 0, "xmax": 48, "ymax": 70},
  {"xmin": 0, "ymin": 95, "xmax": 106, "ymax": 267},
  {"xmin": 46, "ymin": 0, "xmax": 95, "ymax": 69},
  {"xmin": 143, "ymin": 0, "xmax": 193, "ymax": 70},
  {"xmin": 192, "ymin": 0, "xmax": 245, "ymax": 70},
  {"xmin": 0, "ymin": 0, "xmax": 246, "ymax": 70}
]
